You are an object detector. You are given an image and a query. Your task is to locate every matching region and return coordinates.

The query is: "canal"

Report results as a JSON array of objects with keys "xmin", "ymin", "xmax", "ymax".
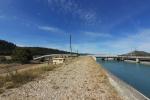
[{"xmin": 97, "ymin": 58, "xmax": 150, "ymax": 98}]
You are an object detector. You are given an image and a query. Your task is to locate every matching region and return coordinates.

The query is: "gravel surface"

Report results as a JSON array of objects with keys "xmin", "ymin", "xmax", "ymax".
[{"xmin": 0, "ymin": 57, "xmax": 122, "ymax": 100}]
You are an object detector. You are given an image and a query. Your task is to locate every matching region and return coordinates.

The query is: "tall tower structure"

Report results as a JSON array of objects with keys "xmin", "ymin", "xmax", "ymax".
[{"xmin": 70, "ymin": 34, "xmax": 72, "ymax": 55}]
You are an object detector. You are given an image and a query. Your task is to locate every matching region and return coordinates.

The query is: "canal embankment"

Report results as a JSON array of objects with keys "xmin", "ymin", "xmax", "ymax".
[
  {"xmin": 0, "ymin": 56, "xmax": 121, "ymax": 100},
  {"xmin": 94, "ymin": 57, "xmax": 150, "ymax": 100},
  {"xmin": 125, "ymin": 60, "xmax": 150, "ymax": 65},
  {"xmin": 106, "ymin": 70, "xmax": 149, "ymax": 100}
]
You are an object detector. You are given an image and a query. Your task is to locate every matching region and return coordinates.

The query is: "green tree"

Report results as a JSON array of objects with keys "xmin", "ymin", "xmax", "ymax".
[{"xmin": 12, "ymin": 48, "xmax": 33, "ymax": 64}]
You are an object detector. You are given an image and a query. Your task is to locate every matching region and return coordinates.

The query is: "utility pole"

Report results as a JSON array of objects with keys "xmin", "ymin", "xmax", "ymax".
[
  {"xmin": 70, "ymin": 34, "xmax": 72, "ymax": 55},
  {"xmin": 77, "ymin": 49, "xmax": 79, "ymax": 57}
]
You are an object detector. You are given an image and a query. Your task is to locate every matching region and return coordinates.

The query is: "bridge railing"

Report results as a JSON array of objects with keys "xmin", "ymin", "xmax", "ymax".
[{"xmin": 33, "ymin": 54, "xmax": 77, "ymax": 60}]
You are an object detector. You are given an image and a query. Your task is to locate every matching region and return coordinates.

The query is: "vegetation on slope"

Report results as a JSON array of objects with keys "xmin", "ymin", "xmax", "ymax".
[
  {"xmin": 0, "ymin": 40, "xmax": 69, "ymax": 56},
  {"xmin": 0, "ymin": 64, "xmax": 59, "ymax": 94},
  {"xmin": 23, "ymin": 47, "xmax": 70, "ymax": 56},
  {"xmin": 0, "ymin": 40, "xmax": 16, "ymax": 55},
  {"xmin": 12, "ymin": 48, "xmax": 33, "ymax": 64},
  {"xmin": 0, "ymin": 39, "xmax": 72, "ymax": 64}
]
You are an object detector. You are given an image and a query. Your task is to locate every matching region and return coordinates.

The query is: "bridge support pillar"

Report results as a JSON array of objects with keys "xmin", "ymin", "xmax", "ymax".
[
  {"xmin": 101, "ymin": 58, "xmax": 105, "ymax": 61},
  {"xmin": 136, "ymin": 58, "xmax": 140, "ymax": 63},
  {"xmin": 105, "ymin": 57, "xmax": 108, "ymax": 61},
  {"xmin": 114, "ymin": 58, "xmax": 117, "ymax": 60},
  {"xmin": 121, "ymin": 58, "xmax": 124, "ymax": 61}
]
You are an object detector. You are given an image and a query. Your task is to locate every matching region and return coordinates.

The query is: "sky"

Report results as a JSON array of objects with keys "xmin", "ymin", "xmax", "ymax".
[{"xmin": 0, "ymin": 0, "xmax": 150, "ymax": 54}]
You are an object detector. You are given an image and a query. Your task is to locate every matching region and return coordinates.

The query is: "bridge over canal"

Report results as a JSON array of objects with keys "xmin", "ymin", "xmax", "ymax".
[{"xmin": 93, "ymin": 55, "xmax": 150, "ymax": 63}]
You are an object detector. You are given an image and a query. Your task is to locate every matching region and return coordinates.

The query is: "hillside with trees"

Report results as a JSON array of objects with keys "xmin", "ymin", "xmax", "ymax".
[
  {"xmin": 0, "ymin": 40, "xmax": 16, "ymax": 55},
  {"xmin": 0, "ymin": 40, "xmax": 70, "ymax": 56},
  {"xmin": 12, "ymin": 48, "xmax": 33, "ymax": 64},
  {"xmin": 23, "ymin": 47, "xmax": 70, "ymax": 56}
]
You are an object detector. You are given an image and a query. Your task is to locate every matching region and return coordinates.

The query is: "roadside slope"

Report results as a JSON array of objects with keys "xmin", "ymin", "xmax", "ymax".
[{"xmin": 0, "ymin": 57, "xmax": 121, "ymax": 100}]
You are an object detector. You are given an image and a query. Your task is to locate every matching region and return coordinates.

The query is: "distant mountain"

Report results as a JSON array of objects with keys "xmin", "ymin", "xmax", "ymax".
[
  {"xmin": 0, "ymin": 40, "xmax": 70, "ymax": 56},
  {"xmin": 121, "ymin": 51, "xmax": 150, "ymax": 56}
]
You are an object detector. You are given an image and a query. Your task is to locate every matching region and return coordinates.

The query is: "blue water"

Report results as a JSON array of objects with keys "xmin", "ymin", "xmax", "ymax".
[{"xmin": 97, "ymin": 58, "xmax": 150, "ymax": 98}]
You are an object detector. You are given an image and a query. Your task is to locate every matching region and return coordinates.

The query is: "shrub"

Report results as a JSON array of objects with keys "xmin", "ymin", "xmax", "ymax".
[
  {"xmin": 0, "ymin": 56, "xmax": 7, "ymax": 63},
  {"xmin": 0, "ymin": 76, "xmax": 5, "ymax": 88},
  {"xmin": 9, "ymin": 71, "xmax": 37, "ymax": 85},
  {"xmin": 0, "ymin": 88, "xmax": 4, "ymax": 94},
  {"xmin": 41, "ymin": 66, "xmax": 55, "ymax": 71},
  {"xmin": 4, "ymin": 82, "xmax": 15, "ymax": 89},
  {"xmin": 12, "ymin": 48, "xmax": 33, "ymax": 64},
  {"xmin": 0, "ymin": 64, "xmax": 58, "ymax": 94}
]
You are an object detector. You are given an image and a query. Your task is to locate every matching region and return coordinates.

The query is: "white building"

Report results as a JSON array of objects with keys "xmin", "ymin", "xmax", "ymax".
[{"xmin": 52, "ymin": 58, "xmax": 65, "ymax": 64}]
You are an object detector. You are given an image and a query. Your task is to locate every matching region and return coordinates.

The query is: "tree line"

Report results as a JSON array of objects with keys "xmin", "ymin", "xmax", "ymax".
[{"xmin": 0, "ymin": 40, "xmax": 70, "ymax": 64}]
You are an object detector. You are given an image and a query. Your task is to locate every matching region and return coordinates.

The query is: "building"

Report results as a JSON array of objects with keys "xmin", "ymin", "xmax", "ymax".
[{"xmin": 52, "ymin": 57, "xmax": 65, "ymax": 65}]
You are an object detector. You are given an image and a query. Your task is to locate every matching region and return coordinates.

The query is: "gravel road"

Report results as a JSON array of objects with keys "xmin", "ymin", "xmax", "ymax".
[{"xmin": 0, "ymin": 56, "xmax": 122, "ymax": 100}]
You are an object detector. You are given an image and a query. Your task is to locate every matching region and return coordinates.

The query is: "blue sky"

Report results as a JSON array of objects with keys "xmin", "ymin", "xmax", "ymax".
[{"xmin": 0, "ymin": 0, "xmax": 150, "ymax": 54}]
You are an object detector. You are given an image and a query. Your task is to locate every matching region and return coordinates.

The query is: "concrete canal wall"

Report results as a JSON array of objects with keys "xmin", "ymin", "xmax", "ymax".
[
  {"xmin": 106, "ymin": 71, "xmax": 149, "ymax": 100},
  {"xmin": 125, "ymin": 60, "xmax": 150, "ymax": 65},
  {"xmin": 92, "ymin": 56, "xmax": 149, "ymax": 100}
]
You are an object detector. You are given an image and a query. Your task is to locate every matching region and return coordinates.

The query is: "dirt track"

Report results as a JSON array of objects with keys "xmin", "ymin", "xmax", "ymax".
[{"xmin": 0, "ymin": 56, "xmax": 122, "ymax": 100}]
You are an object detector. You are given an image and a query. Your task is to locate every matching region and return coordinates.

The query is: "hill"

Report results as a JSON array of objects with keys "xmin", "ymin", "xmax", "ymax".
[
  {"xmin": 121, "ymin": 50, "xmax": 150, "ymax": 56},
  {"xmin": 0, "ymin": 40, "xmax": 70, "ymax": 56},
  {"xmin": 0, "ymin": 40, "xmax": 16, "ymax": 55},
  {"xmin": 22, "ymin": 47, "xmax": 70, "ymax": 56}
]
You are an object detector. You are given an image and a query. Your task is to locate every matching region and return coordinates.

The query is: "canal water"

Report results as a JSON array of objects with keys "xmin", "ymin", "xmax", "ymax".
[{"xmin": 96, "ymin": 58, "xmax": 150, "ymax": 98}]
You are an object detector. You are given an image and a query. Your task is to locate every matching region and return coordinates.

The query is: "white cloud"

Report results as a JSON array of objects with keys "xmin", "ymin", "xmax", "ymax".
[
  {"xmin": 84, "ymin": 31, "xmax": 112, "ymax": 38},
  {"xmin": 72, "ymin": 43, "xmax": 105, "ymax": 54},
  {"xmin": 0, "ymin": 14, "xmax": 18, "ymax": 21},
  {"xmin": 71, "ymin": 29, "xmax": 150, "ymax": 54},
  {"xmin": 37, "ymin": 25, "xmax": 150, "ymax": 54},
  {"xmin": 0, "ymin": 32, "xmax": 5, "ymax": 34},
  {"xmin": 106, "ymin": 5, "xmax": 150, "ymax": 30},
  {"xmin": 48, "ymin": 0, "xmax": 77, "ymax": 13},
  {"xmin": 100, "ymin": 29, "xmax": 150, "ymax": 54},
  {"xmin": 38, "ymin": 26, "xmax": 64, "ymax": 34},
  {"xmin": 43, "ymin": 42, "xmax": 103, "ymax": 54},
  {"xmin": 47, "ymin": 0, "xmax": 98, "ymax": 25},
  {"xmin": 0, "ymin": 15, "xmax": 5, "ymax": 19},
  {"xmin": 17, "ymin": 44, "xmax": 26, "ymax": 47}
]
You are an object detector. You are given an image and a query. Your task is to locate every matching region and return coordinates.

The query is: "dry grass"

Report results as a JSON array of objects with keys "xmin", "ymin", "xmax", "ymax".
[
  {"xmin": 0, "ymin": 64, "xmax": 58, "ymax": 94},
  {"xmin": 99, "ymin": 69, "xmax": 107, "ymax": 82}
]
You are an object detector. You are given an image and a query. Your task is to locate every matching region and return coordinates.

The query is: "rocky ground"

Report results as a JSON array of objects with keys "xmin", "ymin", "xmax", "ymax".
[{"xmin": 0, "ymin": 56, "xmax": 122, "ymax": 100}]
